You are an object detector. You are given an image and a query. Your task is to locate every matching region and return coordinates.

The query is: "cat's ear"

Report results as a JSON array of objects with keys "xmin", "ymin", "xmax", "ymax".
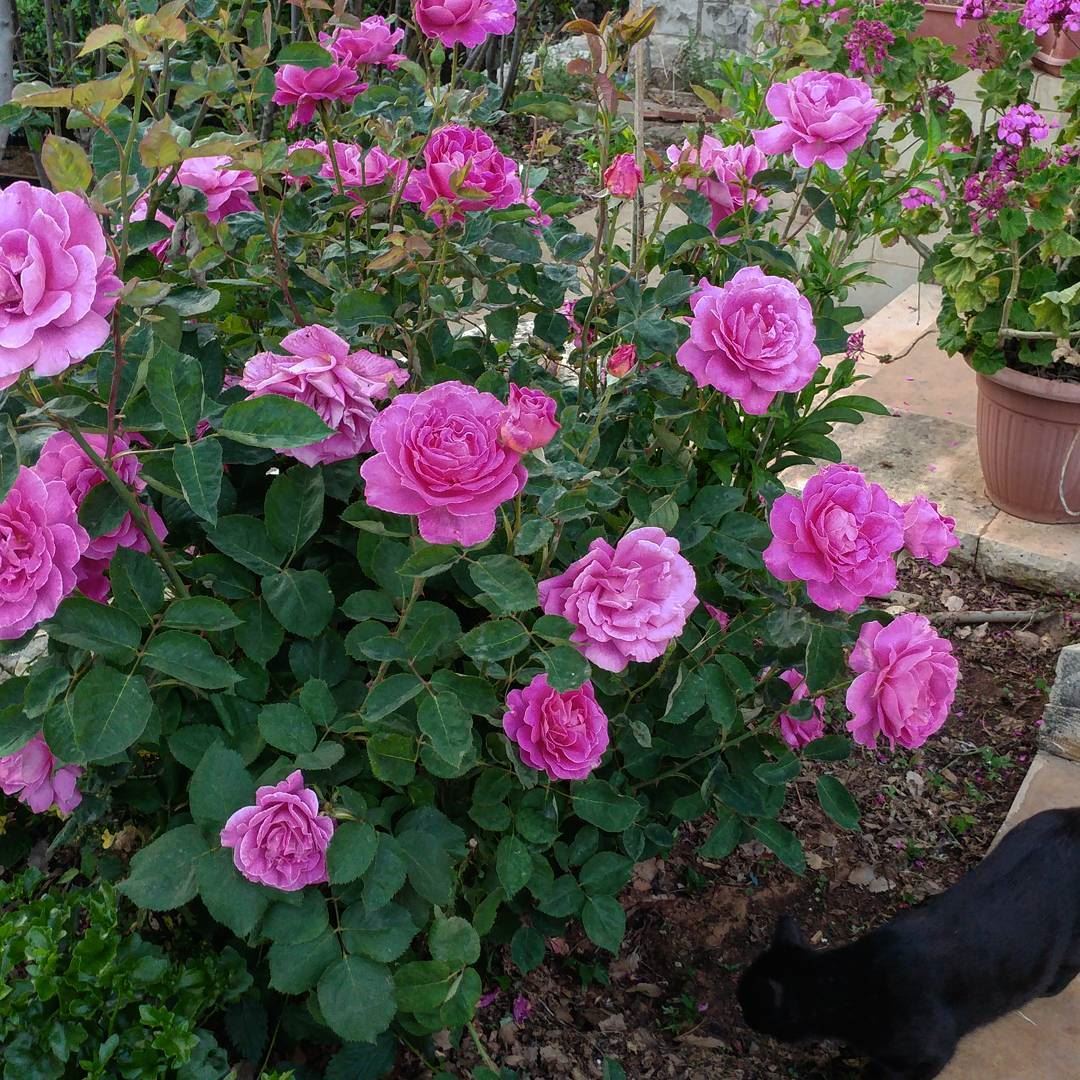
[{"xmin": 772, "ymin": 915, "xmax": 806, "ymax": 949}]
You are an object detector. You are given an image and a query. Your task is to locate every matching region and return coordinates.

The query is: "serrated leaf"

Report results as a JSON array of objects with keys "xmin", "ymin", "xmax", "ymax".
[
  {"xmin": 189, "ymin": 744, "xmax": 253, "ymax": 827},
  {"xmin": 469, "ymin": 555, "xmax": 538, "ymax": 613},
  {"xmin": 44, "ymin": 667, "xmax": 152, "ymax": 765},
  {"xmin": 582, "ymin": 895, "xmax": 625, "ymax": 953},
  {"xmin": 327, "ymin": 821, "xmax": 378, "ymax": 885},
  {"xmin": 163, "ymin": 596, "xmax": 242, "ymax": 631},
  {"xmin": 119, "ymin": 825, "xmax": 208, "ymax": 910},
  {"xmin": 263, "ymin": 569, "xmax": 334, "ymax": 638},
  {"xmin": 219, "ymin": 396, "xmax": 333, "ymax": 448},
  {"xmin": 265, "ymin": 467, "xmax": 324, "ymax": 554},
  {"xmin": 318, "ymin": 956, "xmax": 397, "ymax": 1042},
  {"xmin": 174, "ymin": 439, "xmax": 222, "ymax": 524},
  {"xmin": 816, "ymin": 775, "xmax": 861, "ymax": 830},
  {"xmin": 142, "ymin": 631, "xmax": 241, "ymax": 689},
  {"xmin": 146, "ymin": 343, "xmax": 203, "ymax": 439},
  {"xmin": 416, "ymin": 692, "xmax": 472, "ymax": 767}
]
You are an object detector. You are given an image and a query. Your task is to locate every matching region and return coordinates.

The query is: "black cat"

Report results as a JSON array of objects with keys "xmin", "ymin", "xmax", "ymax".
[{"xmin": 737, "ymin": 807, "xmax": 1080, "ymax": 1080}]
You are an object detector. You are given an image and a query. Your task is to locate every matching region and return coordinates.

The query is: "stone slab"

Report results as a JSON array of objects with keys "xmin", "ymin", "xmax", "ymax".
[
  {"xmin": 859, "ymin": 340, "xmax": 977, "ymax": 428},
  {"xmin": 977, "ymin": 511, "xmax": 1080, "ymax": 595},
  {"xmin": 1041, "ymin": 645, "xmax": 1080, "ymax": 761},
  {"xmin": 781, "ymin": 412, "xmax": 995, "ymax": 565},
  {"xmin": 939, "ymin": 751, "xmax": 1080, "ymax": 1079}
]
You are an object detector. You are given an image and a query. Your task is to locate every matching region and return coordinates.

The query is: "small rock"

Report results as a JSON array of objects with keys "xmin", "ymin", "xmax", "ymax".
[
  {"xmin": 943, "ymin": 593, "xmax": 965, "ymax": 612},
  {"xmin": 806, "ymin": 851, "xmax": 826, "ymax": 871},
  {"xmin": 869, "ymin": 876, "xmax": 894, "ymax": 894},
  {"xmin": 847, "ymin": 863, "xmax": 876, "ymax": 887},
  {"xmin": 1014, "ymin": 629, "xmax": 1044, "ymax": 651}
]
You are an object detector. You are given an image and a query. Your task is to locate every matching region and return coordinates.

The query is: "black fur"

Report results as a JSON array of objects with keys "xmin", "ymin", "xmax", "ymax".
[{"xmin": 737, "ymin": 808, "xmax": 1080, "ymax": 1080}]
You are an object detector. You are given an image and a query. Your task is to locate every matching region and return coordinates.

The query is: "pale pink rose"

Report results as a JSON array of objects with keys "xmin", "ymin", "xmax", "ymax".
[
  {"xmin": 901, "ymin": 495, "xmax": 958, "ymax": 566},
  {"xmin": 0, "ymin": 467, "xmax": 88, "ymax": 639},
  {"xmin": 603, "ymin": 153, "xmax": 643, "ymax": 199},
  {"xmin": 764, "ymin": 464, "xmax": 904, "ymax": 613},
  {"xmin": 777, "ymin": 668, "xmax": 826, "ymax": 750},
  {"xmin": 0, "ymin": 182, "xmax": 120, "ymax": 389},
  {"xmin": 499, "ymin": 384, "xmax": 559, "ymax": 453},
  {"xmin": 704, "ymin": 603, "xmax": 730, "ymax": 631},
  {"xmin": 608, "ymin": 343, "xmax": 637, "ymax": 378},
  {"xmin": 502, "ymin": 673, "xmax": 609, "ymax": 780},
  {"xmin": 675, "ymin": 269, "xmax": 821, "ymax": 415},
  {"xmin": 272, "ymin": 63, "xmax": 366, "ymax": 129},
  {"xmin": 845, "ymin": 613, "xmax": 958, "ymax": 750},
  {"xmin": 539, "ymin": 527, "xmax": 699, "ymax": 673},
  {"xmin": 129, "ymin": 195, "xmax": 177, "ymax": 262},
  {"xmin": 402, "ymin": 124, "xmax": 523, "ymax": 225},
  {"xmin": 666, "ymin": 136, "xmax": 769, "ymax": 232},
  {"xmin": 320, "ymin": 17, "xmax": 407, "ymax": 69},
  {"xmin": 753, "ymin": 71, "xmax": 882, "ymax": 170},
  {"xmin": 220, "ymin": 770, "xmax": 334, "ymax": 891},
  {"xmin": 0, "ymin": 732, "xmax": 82, "ymax": 815},
  {"xmin": 240, "ymin": 325, "xmax": 408, "ymax": 467},
  {"xmin": 360, "ymin": 380, "xmax": 528, "ymax": 546},
  {"xmin": 35, "ymin": 431, "xmax": 167, "ymax": 603},
  {"xmin": 414, "ymin": 0, "xmax": 516, "ymax": 48},
  {"xmin": 176, "ymin": 156, "xmax": 257, "ymax": 223}
]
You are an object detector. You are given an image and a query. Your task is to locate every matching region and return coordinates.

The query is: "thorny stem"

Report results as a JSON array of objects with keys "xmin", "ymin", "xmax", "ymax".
[
  {"xmin": 468, "ymin": 1021, "xmax": 499, "ymax": 1072},
  {"xmin": 319, "ymin": 104, "xmax": 354, "ymax": 277}
]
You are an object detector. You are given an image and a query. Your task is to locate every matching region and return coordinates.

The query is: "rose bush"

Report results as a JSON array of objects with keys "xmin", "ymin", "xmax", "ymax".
[{"xmin": 0, "ymin": 1, "xmax": 962, "ymax": 1072}]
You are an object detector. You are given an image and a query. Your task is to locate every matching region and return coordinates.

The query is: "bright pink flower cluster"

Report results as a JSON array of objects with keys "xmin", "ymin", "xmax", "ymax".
[
  {"xmin": 1020, "ymin": 0, "xmax": 1080, "ymax": 34},
  {"xmin": 539, "ymin": 527, "xmax": 698, "ymax": 672},
  {"xmin": 997, "ymin": 103, "xmax": 1053, "ymax": 148},
  {"xmin": 603, "ymin": 154, "xmax": 643, "ymax": 199},
  {"xmin": 846, "ymin": 614, "xmax": 958, "ymax": 750},
  {"xmin": 963, "ymin": 148, "xmax": 1018, "ymax": 230},
  {"xmin": 320, "ymin": 17, "xmax": 407, "ymax": 69},
  {"xmin": 754, "ymin": 71, "xmax": 882, "ymax": 170},
  {"xmin": 35, "ymin": 432, "xmax": 167, "ymax": 602},
  {"xmin": 0, "ymin": 732, "xmax": 82, "ymax": 815},
  {"xmin": 272, "ymin": 63, "xmax": 366, "ymax": 129},
  {"xmin": 402, "ymin": 124, "xmax": 524, "ymax": 225},
  {"xmin": 777, "ymin": 669, "xmax": 826, "ymax": 749},
  {"xmin": 666, "ymin": 136, "xmax": 769, "ymax": 233},
  {"xmin": 954, "ymin": 0, "xmax": 1002, "ymax": 23},
  {"xmin": 221, "ymin": 770, "xmax": 334, "ymax": 891},
  {"xmin": 0, "ymin": 182, "xmax": 119, "ymax": 389},
  {"xmin": 900, "ymin": 181, "xmax": 945, "ymax": 210},
  {"xmin": 176, "ymin": 156, "xmax": 257, "ymax": 223},
  {"xmin": 502, "ymin": 674, "xmax": 609, "ymax": 780},
  {"xmin": 844, "ymin": 19, "xmax": 895, "ymax": 77},
  {"xmin": 676, "ymin": 269, "xmax": 821, "ymax": 415},
  {"xmin": 241, "ymin": 324, "xmax": 408, "ymax": 467},
  {"xmin": 414, "ymin": 0, "xmax": 516, "ymax": 48}
]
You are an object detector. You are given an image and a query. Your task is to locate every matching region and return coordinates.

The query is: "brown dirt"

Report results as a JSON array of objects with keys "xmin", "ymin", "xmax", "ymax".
[{"xmin": 402, "ymin": 559, "xmax": 1073, "ymax": 1079}]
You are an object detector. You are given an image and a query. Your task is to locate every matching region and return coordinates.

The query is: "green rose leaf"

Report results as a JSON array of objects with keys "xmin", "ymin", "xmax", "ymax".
[
  {"xmin": 542, "ymin": 644, "xmax": 590, "ymax": 692},
  {"xmin": 318, "ymin": 956, "xmax": 397, "ymax": 1043},
  {"xmin": 496, "ymin": 835, "xmax": 532, "ymax": 898},
  {"xmin": 582, "ymin": 895, "xmax": 626, "ymax": 954},
  {"xmin": 146, "ymin": 342, "xmax": 204, "ymax": 439},
  {"xmin": 206, "ymin": 516, "xmax": 287, "ymax": 576},
  {"xmin": 265, "ymin": 467, "xmax": 324, "ymax": 554},
  {"xmin": 398, "ymin": 830, "xmax": 454, "ymax": 905},
  {"xmin": 805, "ymin": 627, "xmax": 845, "ymax": 693},
  {"xmin": 264, "ymin": 891, "xmax": 330, "ymax": 944},
  {"xmin": 44, "ymin": 667, "xmax": 152, "ymax": 765},
  {"xmin": 327, "ymin": 821, "xmax": 378, "ymax": 885},
  {"xmin": 578, "ymin": 851, "xmax": 634, "ymax": 896},
  {"xmin": 510, "ymin": 925, "xmax": 545, "ymax": 974},
  {"xmin": 362, "ymin": 672, "xmax": 424, "ymax": 722},
  {"xmin": 218, "ymin": 396, "xmax": 333, "ymax": 448},
  {"xmin": 416, "ymin": 692, "xmax": 473, "ymax": 767},
  {"xmin": 258, "ymin": 703, "xmax": 317, "ymax": 754},
  {"xmin": 460, "ymin": 618, "xmax": 529, "ymax": 662},
  {"xmin": 195, "ymin": 847, "xmax": 270, "ymax": 937},
  {"xmin": 393, "ymin": 960, "xmax": 454, "ymax": 1014},
  {"xmin": 189, "ymin": 744, "xmax": 253, "ymax": 828},
  {"xmin": 119, "ymin": 824, "xmax": 209, "ymax": 910},
  {"xmin": 263, "ymin": 569, "xmax": 335, "ymax": 638},
  {"xmin": 174, "ymin": 439, "xmax": 223, "ymax": 525},
  {"xmin": 397, "ymin": 543, "xmax": 461, "ymax": 578},
  {"xmin": 234, "ymin": 597, "xmax": 285, "ymax": 663},
  {"xmin": 269, "ymin": 930, "xmax": 340, "ymax": 995},
  {"xmin": 340, "ymin": 901, "xmax": 417, "ymax": 962},
  {"xmin": 429, "ymin": 916, "xmax": 481, "ymax": 968},
  {"xmin": 469, "ymin": 555, "xmax": 538, "ymax": 613},
  {"xmin": 750, "ymin": 819, "xmax": 805, "ymax": 875},
  {"xmin": 276, "ymin": 41, "xmax": 335, "ymax": 68},
  {"xmin": 816, "ymin": 775, "xmax": 861, "ymax": 831},
  {"xmin": 163, "ymin": 596, "xmax": 243, "ymax": 631},
  {"xmin": 108, "ymin": 548, "xmax": 165, "ymax": 627},
  {"xmin": 46, "ymin": 596, "xmax": 141, "ymax": 663},
  {"xmin": 571, "ymin": 780, "xmax": 642, "ymax": 832},
  {"xmin": 142, "ymin": 631, "xmax": 242, "ymax": 689}
]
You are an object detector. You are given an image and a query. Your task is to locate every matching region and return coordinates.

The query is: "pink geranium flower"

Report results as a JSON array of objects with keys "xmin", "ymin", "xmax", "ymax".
[
  {"xmin": 413, "ymin": 0, "xmax": 517, "ymax": 48},
  {"xmin": 0, "ymin": 732, "xmax": 82, "ymax": 815},
  {"xmin": 240, "ymin": 324, "xmax": 408, "ymax": 466},
  {"xmin": 272, "ymin": 64, "xmax": 366, "ymax": 129},
  {"xmin": 539, "ymin": 527, "xmax": 698, "ymax": 673},
  {"xmin": 175, "ymin": 156, "xmax": 257, "ymax": 223}
]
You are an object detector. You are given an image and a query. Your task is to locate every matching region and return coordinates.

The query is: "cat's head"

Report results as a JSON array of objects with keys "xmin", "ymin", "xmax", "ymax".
[{"xmin": 737, "ymin": 915, "xmax": 814, "ymax": 1042}]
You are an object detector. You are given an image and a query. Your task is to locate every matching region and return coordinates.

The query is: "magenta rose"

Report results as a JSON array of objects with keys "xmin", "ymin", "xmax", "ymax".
[
  {"xmin": 320, "ymin": 17, "xmax": 407, "ymax": 69},
  {"xmin": 0, "ymin": 732, "xmax": 82, "ymax": 815},
  {"xmin": 360, "ymin": 380, "xmax": 528, "ymax": 546},
  {"xmin": 502, "ymin": 673, "xmax": 609, "ymax": 780},
  {"xmin": 272, "ymin": 63, "xmax": 366, "ymax": 129},
  {"xmin": 608, "ymin": 343, "xmax": 637, "ymax": 378},
  {"xmin": 499, "ymin": 384, "xmax": 559, "ymax": 453},
  {"xmin": 402, "ymin": 124, "xmax": 524, "ymax": 225},
  {"xmin": 176, "ymin": 156, "xmax": 257, "ymax": 223},
  {"xmin": 0, "ymin": 182, "xmax": 120, "ymax": 390},
  {"xmin": 846, "ymin": 613, "xmax": 958, "ymax": 750},
  {"xmin": 704, "ymin": 603, "xmax": 731, "ymax": 632},
  {"xmin": 675, "ymin": 269, "xmax": 821, "ymax": 415},
  {"xmin": 320, "ymin": 142, "xmax": 405, "ymax": 215},
  {"xmin": 0, "ymin": 466, "xmax": 88, "ymax": 640},
  {"xmin": 753, "ymin": 71, "xmax": 882, "ymax": 170},
  {"xmin": 414, "ymin": 0, "xmax": 516, "ymax": 48},
  {"xmin": 220, "ymin": 770, "xmax": 334, "ymax": 891},
  {"xmin": 603, "ymin": 153, "xmax": 643, "ymax": 199},
  {"xmin": 129, "ymin": 194, "xmax": 177, "ymax": 262},
  {"xmin": 764, "ymin": 464, "xmax": 904, "ymax": 613},
  {"xmin": 777, "ymin": 669, "xmax": 826, "ymax": 750},
  {"xmin": 283, "ymin": 138, "xmax": 327, "ymax": 187},
  {"xmin": 35, "ymin": 431, "xmax": 167, "ymax": 603},
  {"xmin": 539, "ymin": 527, "xmax": 699, "ymax": 673},
  {"xmin": 240, "ymin": 325, "xmax": 408, "ymax": 467},
  {"xmin": 901, "ymin": 495, "xmax": 958, "ymax": 566},
  {"xmin": 666, "ymin": 136, "xmax": 769, "ymax": 232}
]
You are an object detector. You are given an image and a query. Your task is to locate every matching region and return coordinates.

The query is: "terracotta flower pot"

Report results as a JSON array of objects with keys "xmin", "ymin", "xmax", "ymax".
[
  {"xmin": 975, "ymin": 365, "xmax": 1080, "ymax": 523},
  {"xmin": 913, "ymin": 2, "xmax": 999, "ymax": 65},
  {"xmin": 1034, "ymin": 27, "xmax": 1080, "ymax": 76}
]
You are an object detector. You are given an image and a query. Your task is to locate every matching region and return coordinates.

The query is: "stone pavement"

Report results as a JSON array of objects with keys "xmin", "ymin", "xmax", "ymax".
[{"xmin": 782, "ymin": 283, "xmax": 1080, "ymax": 595}]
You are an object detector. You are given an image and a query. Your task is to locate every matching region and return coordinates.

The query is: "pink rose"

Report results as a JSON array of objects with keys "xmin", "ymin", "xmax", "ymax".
[
  {"xmin": 220, "ymin": 770, "xmax": 335, "ymax": 891},
  {"xmin": 675, "ymin": 269, "xmax": 821, "ymax": 415},
  {"xmin": 704, "ymin": 603, "xmax": 731, "ymax": 632},
  {"xmin": 603, "ymin": 153, "xmax": 643, "ymax": 199},
  {"xmin": 502, "ymin": 673, "xmax": 609, "ymax": 780},
  {"xmin": 666, "ymin": 136, "xmax": 769, "ymax": 232},
  {"xmin": 0, "ymin": 182, "xmax": 120, "ymax": 390},
  {"xmin": 402, "ymin": 124, "xmax": 523, "ymax": 225},
  {"xmin": 360, "ymin": 380, "xmax": 528, "ymax": 546},
  {"xmin": 319, "ymin": 142, "xmax": 406, "ymax": 215},
  {"xmin": 764, "ymin": 464, "xmax": 904, "ymax": 613},
  {"xmin": 320, "ymin": 17, "xmax": 407, "ymax": 69},
  {"xmin": 129, "ymin": 195, "xmax": 177, "ymax": 262},
  {"xmin": 35, "ymin": 431, "xmax": 167, "ymax": 602},
  {"xmin": 413, "ymin": 0, "xmax": 516, "ymax": 48},
  {"xmin": 272, "ymin": 63, "xmax": 366, "ymax": 129},
  {"xmin": 561, "ymin": 299, "xmax": 595, "ymax": 352},
  {"xmin": 901, "ymin": 495, "xmax": 958, "ymax": 566},
  {"xmin": 176, "ymin": 156, "xmax": 257, "ymax": 223},
  {"xmin": 777, "ymin": 669, "xmax": 826, "ymax": 750},
  {"xmin": 499, "ymin": 384, "xmax": 559, "ymax": 453},
  {"xmin": 284, "ymin": 138, "xmax": 327, "ymax": 187},
  {"xmin": 525, "ymin": 190, "xmax": 552, "ymax": 232},
  {"xmin": 754, "ymin": 71, "xmax": 882, "ymax": 170},
  {"xmin": 0, "ymin": 732, "xmax": 82, "ymax": 815},
  {"xmin": 846, "ymin": 614, "xmax": 958, "ymax": 750},
  {"xmin": 240, "ymin": 324, "xmax": 408, "ymax": 467},
  {"xmin": 539, "ymin": 527, "xmax": 698, "ymax": 673},
  {"xmin": 0, "ymin": 467, "xmax": 88, "ymax": 639},
  {"xmin": 608, "ymin": 343, "xmax": 637, "ymax": 378}
]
